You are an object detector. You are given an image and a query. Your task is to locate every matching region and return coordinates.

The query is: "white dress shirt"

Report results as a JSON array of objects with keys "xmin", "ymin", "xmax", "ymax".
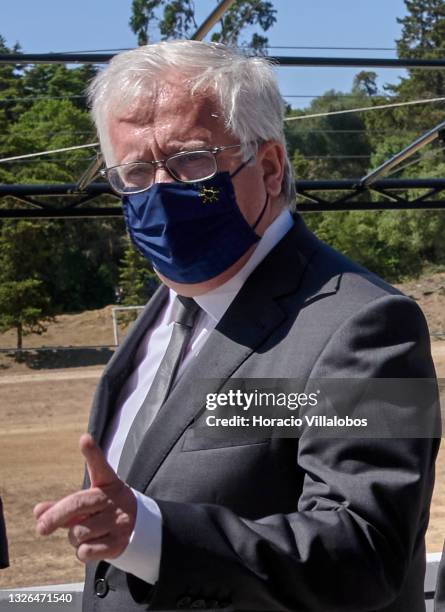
[{"xmin": 104, "ymin": 209, "xmax": 294, "ymax": 583}]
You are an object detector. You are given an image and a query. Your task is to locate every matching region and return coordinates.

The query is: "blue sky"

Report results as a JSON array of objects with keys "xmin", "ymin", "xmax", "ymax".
[{"xmin": 1, "ymin": 0, "xmax": 408, "ymax": 108}]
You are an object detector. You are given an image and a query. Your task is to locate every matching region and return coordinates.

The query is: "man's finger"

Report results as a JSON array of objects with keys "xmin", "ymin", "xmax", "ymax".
[
  {"xmin": 76, "ymin": 535, "xmax": 117, "ymax": 563},
  {"xmin": 67, "ymin": 505, "xmax": 116, "ymax": 548},
  {"xmin": 34, "ymin": 502, "xmax": 88, "ymax": 528},
  {"xmin": 36, "ymin": 488, "xmax": 108, "ymax": 536},
  {"xmin": 76, "ymin": 534, "xmax": 124, "ymax": 563},
  {"xmin": 33, "ymin": 501, "xmax": 55, "ymax": 520},
  {"xmin": 68, "ymin": 521, "xmax": 110, "ymax": 549},
  {"xmin": 80, "ymin": 433, "xmax": 118, "ymax": 488}
]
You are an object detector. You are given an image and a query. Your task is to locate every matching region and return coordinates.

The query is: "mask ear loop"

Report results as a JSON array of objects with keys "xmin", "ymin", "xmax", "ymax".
[
  {"xmin": 229, "ymin": 154, "xmax": 270, "ymax": 233},
  {"xmin": 229, "ymin": 157, "xmax": 253, "ymax": 179},
  {"xmin": 251, "ymin": 193, "xmax": 269, "ymax": 232}
]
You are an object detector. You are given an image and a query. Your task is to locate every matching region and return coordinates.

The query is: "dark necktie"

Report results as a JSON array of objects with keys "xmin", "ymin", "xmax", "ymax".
[{"xmin": 117, "ymin": 295, "xmax": 201, "ymax": 479}]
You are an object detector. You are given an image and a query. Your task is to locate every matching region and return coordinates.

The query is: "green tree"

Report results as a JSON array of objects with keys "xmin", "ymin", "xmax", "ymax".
[
  {"xmin": 0, "ymin": 36, "xmax": 24, "ymax": 128},
  {"xmin": 397, "ymin": 0, "xmax": 445, "ymax": 80},
  {"xmin": 210, "ymin": 0, "xmax": 276, "ymax": 51},
  {"xmin": 0, "ymin": 36, "xmax": 25, "ymax": 184},
  {"xmin": 0, "ymin": 221, "xmax": 54, "ymax": 351},
  {"xmin": 352, "ymin": 71, "xmax": 379, "ymax": 97},
  {"xmin": 4, "ymin": 98, "xmax": 94, "ymax": 183},
  {"xmin": 0, "ymin": 61, "xmax": 124, "ymax": 314},
  {"xmin": 129, "ymin": 0, "xmax": 276, "ymax": 51},
  {"xmin": 390, "ymin": 0, "xmax": 445, "ymax": 128},
  {"xmin": 285, "ymin": 88, "xmax": 373, "ymax": 181},
  {"xmin": 45, "ymin": 218, "xmax": 125, "ymax": 312},
  {"xmin": 307, "ymin": 209, "xmax": 428, "ymax": 282},
  {"xmin": 118, "ymin": 240, "xmax": 159, "ymax": 306},
  {"xmin": 0, "ymin": 279, "xmax": 52, "ymax": 351},
  {"xmin": 285, "ymin": 67, "xmax": 445, "ymax": 280},
  {"xmin": 22, "ymin": 64, "xmax": 96, "ymax": 112}
]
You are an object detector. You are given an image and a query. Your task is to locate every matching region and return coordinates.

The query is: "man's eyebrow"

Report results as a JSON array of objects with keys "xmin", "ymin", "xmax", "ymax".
[{"xmin": 166, "ymin": 140, "xmax": 210, "ymax": 152}]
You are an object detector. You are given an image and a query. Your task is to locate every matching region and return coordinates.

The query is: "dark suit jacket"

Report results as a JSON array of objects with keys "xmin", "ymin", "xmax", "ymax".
[
  {"xmin": 435, "ymin": 541, "xmax": 445, "ymax": 611},
  {"xmin": 0, "ymin": 496, "xmax": 9, "ymax": 569},
  {"xmin": 83, "ymin": 214, "xmax": 440, "ymax": 611}
]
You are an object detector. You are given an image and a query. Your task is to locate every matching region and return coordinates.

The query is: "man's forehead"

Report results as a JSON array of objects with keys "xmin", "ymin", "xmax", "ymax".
[{"xmin": 111, "ymin": 80, "xmax": 221, "ymax": 129}]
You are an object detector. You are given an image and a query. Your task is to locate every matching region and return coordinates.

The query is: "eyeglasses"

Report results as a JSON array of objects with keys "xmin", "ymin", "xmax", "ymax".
[{"xmin": 100, "ymin": 144, "xmax": 243, "ymax": 195}]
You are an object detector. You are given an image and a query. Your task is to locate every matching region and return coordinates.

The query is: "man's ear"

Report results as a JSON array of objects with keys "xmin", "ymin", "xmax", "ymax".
[{"xmin": 258, "ymin": 141, "xmax": 285, "ymax": 198}]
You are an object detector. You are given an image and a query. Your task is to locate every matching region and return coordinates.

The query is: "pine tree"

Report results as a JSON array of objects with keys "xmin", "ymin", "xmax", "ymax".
[
  {"xmin": 0, "ymin": 279, "xmax": 52, "ymax": 351},
  {"xmin": 393, "ymin": 0, "xmax": 445, "ymax": 126},
  {"xmin": 0, "ymin": 221, "xmax": 54, "ymax": 352}
]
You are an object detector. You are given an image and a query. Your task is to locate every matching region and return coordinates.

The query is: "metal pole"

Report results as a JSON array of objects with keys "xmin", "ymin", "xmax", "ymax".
[
  {"xmin": 3, "ymin": 178, "xmax": 445, "ymax": 197},
  {"xmin": 111, "ymin": 308, "xmax": 119, "ymax": 346},
  {"xmin": 3, "ymin": 54, "xmax": 445, "ymax": 69},
  {"xmin": 360, "ymin": 119, "xmax": 445, "ymax": 187},
  {"xmin": 0, "ymin": 53, "xmax": 114, "ymax": 64},
  {"xmin": 191, "ymin": 0, "xmax": 237, "ymax": 41},
  {"xmin": 0, "ymin": 183, "xmax": 113, "ymax": 196},
  {"xmin": 269, "ymin": 56, "xmax": 445, "ymax": 69},
  {"xmin": 76, "ymin": 154, "xmax": 104, "ymax": 191}
]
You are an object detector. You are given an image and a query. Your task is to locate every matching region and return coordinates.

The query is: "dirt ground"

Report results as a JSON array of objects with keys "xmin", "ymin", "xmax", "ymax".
[
  {"xmin": 395, "ymin": 271, "xmax": 445, "ymax": 336},
  {"xmin": 0, "ymin": 306, "xmax": 118, "ymax": 351},
  {"xmin": 0, "ymin": 371, "xmax": 98, "ymax": 588},
  {"xmin": 0, "ymin": 278, "xmax": 444, "ymax": 589}
]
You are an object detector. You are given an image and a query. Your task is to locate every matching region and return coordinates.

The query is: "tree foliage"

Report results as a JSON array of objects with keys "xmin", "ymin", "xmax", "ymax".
[
  {"xmin": 286, "ymin": 0, "xmax": 445, "ymax": 280},
  {"xmin": 1, "ymin": 0, "xmax": 445, "ymax": 347},
  {"xmin": 0, "ymin": 37, "xmax": 124, "ymax": 344},
  {"xmin": 0, "ymin": 35, "xmax": 24, "ymax": 130},
  {"xmin": 118, "ymin": 240, "xmax": 159, "ymax": 306},
  {"xmin": 210, "ymin": 0, "xmax": 276, "ymax": 51},
  {"xmin": 129, "ymin": 0, "xmax": 276, "ymax": 51},
  {"xmin": 0, "ymin": 221, "xmax": 54, "ymax": 350},
  {"xmin": 0, "ymin": 279, "xmax": 52, "ymax": 351},
  {"xmin": 285, "ymin": 89, "xmax": 373, "ymax": 181},
  {"xmin": 391, "ymin": 0, "xmax": 445, "ymax": 128}
]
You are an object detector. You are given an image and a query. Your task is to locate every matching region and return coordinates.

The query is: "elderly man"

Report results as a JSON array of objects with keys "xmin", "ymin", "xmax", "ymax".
[{"xmin": 34, "ymin": 41, "xmax": 439, "ymax": 611}]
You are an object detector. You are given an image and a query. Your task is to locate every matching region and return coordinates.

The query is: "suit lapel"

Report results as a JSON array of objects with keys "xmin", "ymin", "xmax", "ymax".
[
  {"xmin": 126, "ymin": 294, "xmax": 285, "ymax": 491},
  {"xmin": 87, "ymin": 283, "xmax": 169, "ymax": 445}
]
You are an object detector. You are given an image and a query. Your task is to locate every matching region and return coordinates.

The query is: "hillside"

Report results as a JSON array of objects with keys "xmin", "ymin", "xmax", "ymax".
[{"xmin": 0, "ymin": 272, "xmax": 443, "ymax": 375}]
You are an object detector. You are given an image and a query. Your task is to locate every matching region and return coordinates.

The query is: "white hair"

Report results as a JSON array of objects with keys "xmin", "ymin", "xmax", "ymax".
[{"xmin": 87, "ymin": 40, "xmax": 295, "ymax": 204}]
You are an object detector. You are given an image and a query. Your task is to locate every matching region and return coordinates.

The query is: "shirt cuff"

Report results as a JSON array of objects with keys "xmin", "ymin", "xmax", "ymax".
[{"xmin": 106, "ymin": 489, "xmax": 162, "ymax": 584}]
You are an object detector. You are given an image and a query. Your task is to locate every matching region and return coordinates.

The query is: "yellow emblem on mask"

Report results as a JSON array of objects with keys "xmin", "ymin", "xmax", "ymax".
[{"xmin": 198, "ymin": 187, "xmax": 219, "ymax": 204}]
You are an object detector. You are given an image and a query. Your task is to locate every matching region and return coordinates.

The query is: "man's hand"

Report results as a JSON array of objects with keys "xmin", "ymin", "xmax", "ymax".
[{"xmin": 33, "ymin": 433, "xmax": 137, "ymax": 563}]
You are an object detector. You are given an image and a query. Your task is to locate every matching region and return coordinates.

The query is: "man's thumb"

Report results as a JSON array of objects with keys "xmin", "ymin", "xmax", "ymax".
[{"xmin": 80, "ymin": 433, "xmax": 118, "ymax": 487}]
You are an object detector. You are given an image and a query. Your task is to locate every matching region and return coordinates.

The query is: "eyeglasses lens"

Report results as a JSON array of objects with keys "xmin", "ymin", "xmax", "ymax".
[
  {"xmin": 107, "ymin": 164, "xmax": 154, "ymax": 194},
  {"xmin": 167, "ymin": 151, "xmax": 216, "ymax": 182},
  {"xmin": 107, "ymin": 151, "xmax": 218, "ymax": 194}
]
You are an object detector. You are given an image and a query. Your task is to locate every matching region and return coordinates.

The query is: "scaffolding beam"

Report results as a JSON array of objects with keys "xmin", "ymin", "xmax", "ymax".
[
  {"xmin": 1, "ymin": 179, "xmax": 445, "ymax": 217},
  {"xmin": 1, "ymin": 54, "xmax": 445, "ymax": 69}
]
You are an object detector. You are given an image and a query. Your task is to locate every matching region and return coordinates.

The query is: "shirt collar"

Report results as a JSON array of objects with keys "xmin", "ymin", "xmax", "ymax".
[{"xmin": 167, "ymin": 209, "xmax": 294, "ymax": 324}]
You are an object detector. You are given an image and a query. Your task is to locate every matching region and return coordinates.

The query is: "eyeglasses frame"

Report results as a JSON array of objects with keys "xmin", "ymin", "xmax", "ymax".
[{"xmin": 100, "ymin": 143, "xmax": 245, "ymax": 195}]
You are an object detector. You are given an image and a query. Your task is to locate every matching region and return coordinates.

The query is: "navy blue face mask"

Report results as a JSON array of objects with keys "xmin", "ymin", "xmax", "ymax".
[{"xmin": 122, "ymin": 163, "xmax": 269, "ymax": 284}]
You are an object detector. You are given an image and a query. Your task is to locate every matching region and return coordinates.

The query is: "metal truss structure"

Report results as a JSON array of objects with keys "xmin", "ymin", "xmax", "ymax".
[
  {"xmin": 1, "ymin": 178, "xmax": 445, "ymax": 218},
  {"xmin": 1, "ymin": 21, "xmax": 445, "ymax": 219}
]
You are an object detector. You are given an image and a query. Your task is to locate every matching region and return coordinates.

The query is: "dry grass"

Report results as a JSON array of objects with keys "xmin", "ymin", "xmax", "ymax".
[{"xmin": 0, "ymin": 374, "xmax": 96, "ymax": 588}]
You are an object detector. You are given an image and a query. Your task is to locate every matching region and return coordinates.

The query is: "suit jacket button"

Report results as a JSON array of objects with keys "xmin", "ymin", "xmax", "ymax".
[
  {"xmin": 94, "ymin": 578, "xmax": 109, "ymax": 598},
  {"xmin": 176, "ymin": 596, "xmax": 192, "ymax": 608},
  {"xmin": 191, "ymin": 600, "xmax": 206, "ymax": 609}
]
